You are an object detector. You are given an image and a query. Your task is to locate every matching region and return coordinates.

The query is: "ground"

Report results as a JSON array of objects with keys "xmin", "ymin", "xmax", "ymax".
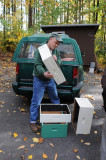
[{"xmin": 0, "ymin": 59, "xmax": 105, "ymax": 160}]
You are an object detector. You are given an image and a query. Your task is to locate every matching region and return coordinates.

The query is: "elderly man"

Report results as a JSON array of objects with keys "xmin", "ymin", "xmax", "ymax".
[{"xmin": 30, "ymin": 33, "xmax": 63, "ymax": 132}]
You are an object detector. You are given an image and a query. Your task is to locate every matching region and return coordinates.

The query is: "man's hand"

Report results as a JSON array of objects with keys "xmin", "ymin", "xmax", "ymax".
[
  {"xmin": 44, "ymin": 71, "xmax": 54, "ymax": 79},
  {"xmin": 52, "ymin": 55, "xmax": 57, "ymax": 61}
]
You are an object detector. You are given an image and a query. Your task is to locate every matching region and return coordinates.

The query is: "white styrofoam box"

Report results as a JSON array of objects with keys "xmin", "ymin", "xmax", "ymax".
[
  {"xmin": 38, "ymin": 44, "xmax": 66, "ymax": 85},
  {"xmin": 72, "ymin": 98, "xmax": 94, "ymax": 134},
  {"xmin": 89, "ymin": 68, "xmax": 94, "ymax": 73},
  {"xmin": 40, "ymin": 104, "xmax": 71, "ymax": 123}
]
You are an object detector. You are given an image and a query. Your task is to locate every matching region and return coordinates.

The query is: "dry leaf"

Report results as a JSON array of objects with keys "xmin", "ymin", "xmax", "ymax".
[
  {"xmin": 0, "ymin": 105, "xmax": 4, "ymax": 108},
  {"xmin": 76, "ymin": 155, "xmax": 80, "ymax": 159},
  {"xmin": 84, "ymin": 142, "xmax": 91, "ymax": 145},
  {"xmin": 73, "ymin": 148, "xmax": 78, "ymax": 153},
  {"xmin": 94, "ymin": 131, "xmax": 98, "ymax": 134},
  {"xmin": 36, "ymin": 132, "xmax": 40, "ymax": 135},
  {"xmin": 20, "ymin": 155, "xmax": 25, "ymax": 160},
  {"xmin": 0, "ymin": 150, "xmax": 3, "ymax": 153},
  {"xmin": 81, "ymin": 139, "xmax": 84, "ymax": 143},
  {"xmin": 54, "ymin": 153, "xmax": 57, "ymax": 160},
  {"xmin": 38, "ymin": 137, "xmax": 44, "ymax": 144},
  {"xmin": 25, "ymin": 148, "xmax": 28, "ymax": 153},
  {"xmin": 24, "ymin": 137, "xmax": 27, "ymax": 141},
  {"xmin": 0, "ymin": 101, "xmax": 5, "ymax": 104},
  {"xmin": 20, "ymin": 108, "xmax": 27, "ymax": 112},
  {"xmin": 93, "ymin": 111, "xmax": 96, "ymax": 114},
  {"xmin": 28, "ymin": 155, "xmax": 33, "ymax": 159},
  {"xmin": 83, "ymin": 94, "xmax": 95, "ymax": 100},
  {"xmin": 43, "ymin": 153, "xmax": 48, "ymax": 159},
  {"xmin": 50, "ymin": 143, "xmax": 54, "ymax": 148},
  {"xmin": 32, "ymin": 137, "xmax": 39, "ymax": 143},
  {"xmin": 30, "ymin": 144, "xmax": 35, "ymax": 148},
  {"xmin": 13, "ymin": 132, "xmax": 18, "ymax": 138},
  {"xmin": 17, "ymin": 145, "xmax": 25, "ymax": 149}
]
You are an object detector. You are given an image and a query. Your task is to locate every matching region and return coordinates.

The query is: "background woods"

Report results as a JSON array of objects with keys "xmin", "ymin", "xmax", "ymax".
[{"xmin": 0, "ymin": 0, "xmax": 106, "ymax": 66}]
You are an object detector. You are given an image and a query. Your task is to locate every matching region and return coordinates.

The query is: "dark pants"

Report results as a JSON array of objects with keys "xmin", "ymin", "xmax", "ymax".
[{"xmin": 102, "ymin": 87, "xmax": 106, "ymax": 112}]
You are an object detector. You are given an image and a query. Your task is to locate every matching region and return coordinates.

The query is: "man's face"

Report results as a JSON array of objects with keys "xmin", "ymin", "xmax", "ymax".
[{"xmin": 48, "ymin": 37, "xmax": 60, "ymax": 50}]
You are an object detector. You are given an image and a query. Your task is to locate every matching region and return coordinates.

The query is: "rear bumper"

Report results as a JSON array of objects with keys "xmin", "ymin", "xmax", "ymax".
[{"xmin": 12, "ymin": 81, "xmax": 83, "ymax": 99}]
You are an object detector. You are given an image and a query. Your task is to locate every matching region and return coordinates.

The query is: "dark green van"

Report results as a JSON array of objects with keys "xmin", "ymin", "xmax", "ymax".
[{"xmin": 12, "ymin": 33, "xmax": 84, "ymax": 100}]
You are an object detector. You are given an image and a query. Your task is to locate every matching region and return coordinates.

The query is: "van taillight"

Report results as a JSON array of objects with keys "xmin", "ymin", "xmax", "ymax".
[
  {"xmin": 73, "ymin": 68, "xmax": 78, "ymax": 78},
  {"xmin": 16, "ymin": 64, "xmax": 19, "ymax": 74}
]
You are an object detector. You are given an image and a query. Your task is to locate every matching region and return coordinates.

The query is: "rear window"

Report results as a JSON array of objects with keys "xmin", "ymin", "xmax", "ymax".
[
  {"xmin": 18, "ymin": 43, "xmax": 76, "ymax": 61},
  {"xmin": 57, "ymin": 44, "xmax": 76, "ymax": 61},
  {"xmin": 18, "ymin": 43, "xmax": 40, "ymax": 59}
]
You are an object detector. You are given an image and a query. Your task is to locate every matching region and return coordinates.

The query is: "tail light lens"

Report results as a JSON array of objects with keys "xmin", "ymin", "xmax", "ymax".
[
  {"xmin": 16, "ymin": 64, "xmax": 19, "ymax": 74},
  {"xmin": 73, "ymin": 68, "xmax": 78, "ymax": 78}
]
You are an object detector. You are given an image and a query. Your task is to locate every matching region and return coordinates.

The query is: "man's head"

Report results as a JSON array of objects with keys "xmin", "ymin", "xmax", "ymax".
[{"xmin": 47, "ymin": 33, "xmax": 63, "ymax": 50}]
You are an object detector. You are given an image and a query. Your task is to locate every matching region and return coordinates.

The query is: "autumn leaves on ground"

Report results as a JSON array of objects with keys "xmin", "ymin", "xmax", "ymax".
[
  {"xmin": 0, "ymin": 52, "xmax": 104, "ymax": 160},
  {"xmin": 0, "ymin": 53, "xmax": 59, "ymax": 159}
]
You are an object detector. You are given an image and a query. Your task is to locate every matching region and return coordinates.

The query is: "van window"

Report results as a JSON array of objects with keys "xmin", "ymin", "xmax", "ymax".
[
  {"xmin": 18, "ymin": 43, "xmax": 76, "ymax": 61},
  {"xmin": 18, "ymin": 43, "xmax": 40, "ymax": 59},
  {"xmin": 57, "ymin": 44, "xmax": 76, "ymax": 61}
]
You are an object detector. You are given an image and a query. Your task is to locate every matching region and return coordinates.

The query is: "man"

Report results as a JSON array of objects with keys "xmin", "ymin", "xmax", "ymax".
[
  {"xmin": 30, "ymin": 33, "xmax": 63, "ymax": 132},
  {"xmin": 100, "ymin": 65, "xmax": 106, "ymax": 160}
]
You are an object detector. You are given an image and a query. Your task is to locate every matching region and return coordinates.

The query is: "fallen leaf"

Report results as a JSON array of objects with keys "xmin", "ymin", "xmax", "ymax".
[
  {"xmin": 43, "ymin": 153, "xmax": 48, "ymax": 159},
  {"xmin": 50, "ymin": 143, "xmax": 54, "ymax": 148},
  {"xmin": 28, "ymin": 155, "xmax": 33, "ymax": 159},
  {"xmin": 94, "ymin": 131, "xmax": 98, "ymax": 134},
  {"xmin": 38, "ymin": 137, "xmax": 44, "ymax": 144},
  {"xmin": 36, "ymin": 132, "xmax": 40, "ymax": 135},
  {"xmin": 24, "ymin": 137, "xmax": 27, "ymax": 141},
  {"xmin": 32, "ymin": 137, "xmax": 39, "ymax": 143},
  {"xmin": 93, "ymin": 111, "xmax": 96, "ymax": 114},
  {"xmin": 73, "ymin": 148, "xmax": 78, "ymax": 153},
  {"xmin": 30, "ymin": 144, "xmax": 35, "ymax": 148},
  {"xmin": 25, "ymin": 148, "xmax": 28, "ymax": 153},
  {"xmin": 17, "ymin": 145, "xmax": 25, "ymax": 149},
  {"xmin": 20, "ymin": 108, "xmax": 27, "ymax": 112},
  {"xmin": 13, "ymin": 132, "xmax": 18, "ymax": 138},
  {"xmin": 84, "ymin": 142, "xmax": 91, "ymax": 146},
  {"xmin": 0, "ymin": 101, "xmax": 5, "ymax": 104},
  {"xmin": 76, "ymin": 155, "xmax": 80, "ymax": 159},
  {"xmin": 0, "ymin": 105, "xmax": 4, "ymax": 108},
  {"xmin": 54, "ymin": 153, "xmax": 57, "ymax": 160},
  {"xmin": 81, "ymin": 139, "xmax": 84, "ymax": 143},
  {"xmin": 20, "ymin": 155, "xmax": 25, "ymax": 160},
  {"xmin": 83, "ymin": 94, "xmax": 95, "ymax": 100},
  {"xmin": 0, "ymin": 150, "xmax": 3, "ymax": 153}
]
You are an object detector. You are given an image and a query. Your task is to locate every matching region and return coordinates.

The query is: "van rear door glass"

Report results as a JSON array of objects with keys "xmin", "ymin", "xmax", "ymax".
[
  {"xmin": 18, "ymin": 43, "xmax": 40, "ymax": 59},
  {"xmin": 57, "ymin": 44, "xmax": 76, "ymax": 61}
]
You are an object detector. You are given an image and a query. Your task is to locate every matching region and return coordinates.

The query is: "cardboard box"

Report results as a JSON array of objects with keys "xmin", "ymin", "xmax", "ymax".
[
  {"xmin": 41, "ymin": 123, "xmax": 68, "ymax": 138},
  {"xmin": 72, "ymin": 98, "xmax": 94, "ymax": 134},
  {"xmin": 40, "ymin": 104, "xmax": 71, "ymax": 123},
  {"xmin": 38, "ymin": 44, "xmax": 66, "ymax": 85}
]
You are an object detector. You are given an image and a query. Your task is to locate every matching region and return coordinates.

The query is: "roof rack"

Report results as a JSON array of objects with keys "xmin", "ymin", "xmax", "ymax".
[{"xmin": 52, "ymin": 31, "xmax": 65, "ymax": 34}]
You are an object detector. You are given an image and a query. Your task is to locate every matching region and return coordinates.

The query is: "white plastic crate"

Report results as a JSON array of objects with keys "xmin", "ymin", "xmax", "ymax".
[
  {"xmin": 72, "ymin": 98, "xmax": 94, "ymax": 134},
  {"xmin": 38, "ymin": 44, "xmax": 66, "ymax": 85},
  {"xmin": 40, "ymin": 104, "xmax": 71, "ymax": 123}
]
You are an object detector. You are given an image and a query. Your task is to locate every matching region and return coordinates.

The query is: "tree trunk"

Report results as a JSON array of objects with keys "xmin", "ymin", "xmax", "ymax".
[
  {"xmin": 21, "ymin": 0, "xmax": 23, "ymax": 29},
  {"xmin": 79, "ymin": 0, "xmax": 81, "ymax": 23},
  {"xmin": 93, "ymin": 0, "xmax": 95, "ymax": 23},
  {"xmin": 3, "ymin": 0, "xmax": 6, "ymax": 40},
  {"xmin": 95, "ymin": 0, "xmax": 99, "ymax": 23},
  {"xmin": 28, "ymin": 0, "xmax": 32, "ymax": 29}
]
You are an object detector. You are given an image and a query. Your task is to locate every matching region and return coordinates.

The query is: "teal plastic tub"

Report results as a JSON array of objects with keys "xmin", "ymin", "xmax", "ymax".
[{"xmin": 41, "ymin": 123, "xmax": 68, "ymax": 138}]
